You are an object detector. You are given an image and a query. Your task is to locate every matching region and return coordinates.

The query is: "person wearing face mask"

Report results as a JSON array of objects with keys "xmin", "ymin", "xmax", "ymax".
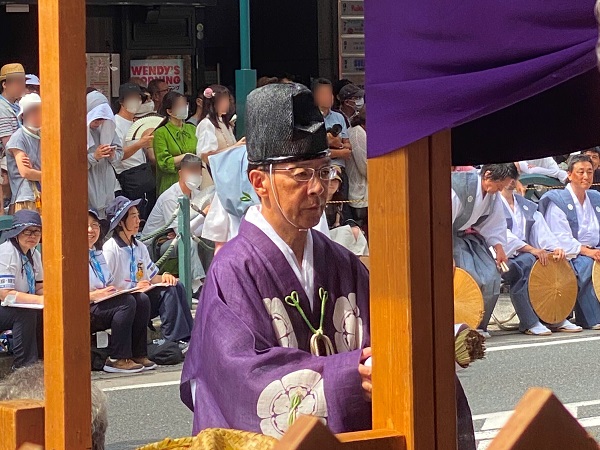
[
  {"xmin": 337, "ymin": 83, "xmax": 365, "ymax": 128},
  {"xmin": 144, "ymin": 154, "xmax": 209, "ymax": 289},
  {"xmin": 87, "ymin": 91, "xmax": 124, "ymax": 218},
  {"xmin": 113, "ymin": 83, "xmax": 157, "ymax": 219},
  {"xmin": 6, "ymin": 93, "xmax": 42, "ymax": 213},
  {"xmin": 153, "ymin": 92, "xmax": 199, "ymax": 196}
]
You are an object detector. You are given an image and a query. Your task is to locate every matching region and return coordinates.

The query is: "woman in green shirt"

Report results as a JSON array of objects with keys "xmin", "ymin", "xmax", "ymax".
[{"xmin": 153, "ymin": 92, "xmax": 198, "ymax": 195}]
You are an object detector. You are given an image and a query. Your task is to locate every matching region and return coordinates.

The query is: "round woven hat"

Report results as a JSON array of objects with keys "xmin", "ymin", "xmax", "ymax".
[
  {"xmin": 454, "ymin": 268, "xmax": 484, "ymax": 328},
  {"xmin": 529, "ymin": 258, "xmax": 577, "ymax": 324},
  {"xmin": 592, "ymin": 261, "xmax": 600, "ymax": 303}
]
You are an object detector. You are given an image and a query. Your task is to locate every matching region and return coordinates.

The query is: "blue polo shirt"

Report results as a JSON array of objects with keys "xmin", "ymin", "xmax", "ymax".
[{"xmin": 323, "ymin": 110, "xmax": 349, "ymax": 168}]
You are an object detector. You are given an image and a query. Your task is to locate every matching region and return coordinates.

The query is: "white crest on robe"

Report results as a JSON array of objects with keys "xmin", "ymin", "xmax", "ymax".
[
  {"xmin": 263, "ymin": 297, "xmax": 298, "ymax": 348},
  {"xmin": 256, "ymin": 369, "xmax": 328, "ymax": 438},
  {"xmin": 333, "ymin": 293, "xmax": 363, "ymax": 352}
]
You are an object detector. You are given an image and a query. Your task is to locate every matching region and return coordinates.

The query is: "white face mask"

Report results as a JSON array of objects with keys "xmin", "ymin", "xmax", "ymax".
[
  {"xmin": 136, "ymin": 101, "xmax": 155, "ymax": 117},
  {"xmin": 353, "ymin": 98, "xmax": 364, "ymax": 110},
  {"xmin": 184, "ymin": 173, "xmax": 203, "ymax": 191},
  {"xmin": 172, "ymin": 106, "xmax": 189, "ymax": 121},
  {"xmin": 124, "ymin": 98, "xmax": 142, "ymax": 114}
]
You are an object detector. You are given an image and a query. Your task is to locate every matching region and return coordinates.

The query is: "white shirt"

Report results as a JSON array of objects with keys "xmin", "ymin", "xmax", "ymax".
[
  {"xmin": 202, "ymin": 195, "xmax": 331, "ymax": 244},
  {"xmin": 245, "ymin": 205, "xmax": 316, "ymax": 310},
  {"xmin": 451, "ymin": 176, "xmax": 507, "ymax": 247},
  {"xmin": 103, "ymin": 236, "xmax": 159, "ymax": 290},
  {"xmin": 0, "ymin": 241, "xmax": 43, "ymax": 293},
  {"xmin": 544, "ymin": 183, "xmax": 600, "ymax": 255},
  {"xmin": 195, "ymin": 117, "xmax": 236, "ymax": 156},
  {"xmin": 114, "ymin": 114, "xmax": 147, "ymax": 173},
  {"xmin": 517, "ymin": 158, "xmax": 568, "ymax": 183},
  {"xmin": 501, "ymin": 193, "xmax": 561, "ymax": 258},
  {"xmin": 144, "ymin": 182, "xmax": 207, "ymax": 236},
  {"xmin": 347, "ymin": 125, "xmax": 368, "ymax": 208}
]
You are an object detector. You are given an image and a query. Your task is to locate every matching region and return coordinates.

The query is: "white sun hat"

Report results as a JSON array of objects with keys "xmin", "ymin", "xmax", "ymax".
[
  {"xmin": 17, "ymin": 93, "xmax": 42, "ymax": 121},
  {"xmin": 26, "ymin": 74, "xmax": 40, "ymax": 86}
]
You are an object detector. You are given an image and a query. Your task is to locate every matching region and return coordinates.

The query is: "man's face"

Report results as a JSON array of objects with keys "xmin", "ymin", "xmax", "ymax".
[
  {"xmin": 504, "ymin": 178, "xmax": 517, "ymax": 192},
  {"xmin": 568, "ymin": 161, "xmax": 594, "ymax": 190},
  {"xmin": 152, "ymin": 82, "xmax": 169, "ymax": 104},
  {"xmin": 584, "ymin": 151, "xmax": 600, "ymax": 171},
  {"xmin": 314, "ymin": 85, "xmax": 334, "ymax": 110},
  {"xmin": 2, "ymin": 75, "xmax": 26, "ymax": 100},
  {"xmin": 481, "ymin": 171, "xmax": 513, "ymax": 193},
  {"xmin": 267, "ymin": 158, "xmax": 332, "ymax": 229}
]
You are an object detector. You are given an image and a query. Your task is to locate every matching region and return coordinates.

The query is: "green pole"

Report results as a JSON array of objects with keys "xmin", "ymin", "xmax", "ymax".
[
  {"xmin": 177, "ymin": 195, "xmax": 193, "ymax": 308},
  {"xmin": 235, "ymin": 0, "xmax": 257, "ymax": 138}
]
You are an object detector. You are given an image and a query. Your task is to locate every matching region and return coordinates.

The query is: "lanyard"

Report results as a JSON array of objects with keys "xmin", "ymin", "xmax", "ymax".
[
  {"xmin": 89, "ymin": 251, "xmax": 106, "ymax": 288},
  {"xmin": 20, "ymin": 253, "xmax": 36, "ymax": 294},
  {"xmin": 129, "ymin": 245, "xmax": 137, "ymax": 288},
  {"xmin": 284, "ymin": 287, "xmax": 334, "ymax": 356}
]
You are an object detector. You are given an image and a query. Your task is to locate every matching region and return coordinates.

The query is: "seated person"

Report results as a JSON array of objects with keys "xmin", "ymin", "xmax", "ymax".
[
  {"xmin": 452, "ymin": 164, "xmax": 517, "ymax": 336},
  {"xmin": 0, "ymin": 210, "xmax": 43, "ymax": 368},
  {"xmin": 539, "ymin": 155, "xmax": 600, "ymax": 329},
  {"xmin": 500, "ymin": 179, "xmax": 580, "ymax": 335},
  {"xmin": 103, "ymin": 196, "xmax": 194, "ymax": 351},
  {"xmin": 143, "ymin": 154, "xmax": 209, "ymax": 290},
  {"xmin": 325, "ymin": 166, "xmax": 368, "ymax": 256},
  {"xmin": 583, "ymin": 147, "xmax": 600, "ymax": 192},
  {"xmin": 516, "ymin": 157, "xmax": 568, "ymax": 183},
  {"xmin": 87, "ymin": 209, "xmax": 156, "ymax": 373}
]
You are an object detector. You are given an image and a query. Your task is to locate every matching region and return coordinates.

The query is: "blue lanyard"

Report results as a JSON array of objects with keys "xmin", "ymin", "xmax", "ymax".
[
  {"xmin": 129, "ymin": 245, "xmax": 137, "ymax": 288},
  {"xmin": 89, "ymin": 251, "xmax": 106, "ymax": 288},
  {"xmin": 20, "ymin": 253, "xmax": 35, "ymax": 294}
]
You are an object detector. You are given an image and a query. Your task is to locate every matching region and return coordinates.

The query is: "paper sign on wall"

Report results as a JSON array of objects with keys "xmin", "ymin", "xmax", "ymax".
[{"xmin": 130, "ymin": 59, "xmax": 184, "ymax": 93}]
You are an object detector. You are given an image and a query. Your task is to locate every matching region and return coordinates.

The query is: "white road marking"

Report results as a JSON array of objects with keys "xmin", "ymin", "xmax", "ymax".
[
  {"xmin": 486, "ymin": 336, "xmax": 600, "ymax": 352},
  {"xmin": 102, "ymin": 380, "xmax": 180, "ymax": 392}
]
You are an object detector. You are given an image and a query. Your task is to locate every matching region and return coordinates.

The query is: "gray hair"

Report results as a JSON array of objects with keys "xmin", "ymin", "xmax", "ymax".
[{"xmin": 0, "ymin": 363, "xmax": 108, "ymax": 450}]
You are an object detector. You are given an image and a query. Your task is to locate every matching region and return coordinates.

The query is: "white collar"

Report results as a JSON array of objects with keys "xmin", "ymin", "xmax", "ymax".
[{"xmin": 245, "ymin": 205, "xmax": 315, "ymax": 310}]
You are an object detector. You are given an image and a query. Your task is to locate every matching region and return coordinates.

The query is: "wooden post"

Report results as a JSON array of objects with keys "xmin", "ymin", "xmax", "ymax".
[
  {"xmin": 0, "ymin": 400, "xmax": 44, "ymax": 449},
  {"xmin": 39, "ymin": 0, "xmax": 91, "ymax": 447},
  {"xmin": 369, "ymin": 131, "xmax": 456, "ymax": 449}
]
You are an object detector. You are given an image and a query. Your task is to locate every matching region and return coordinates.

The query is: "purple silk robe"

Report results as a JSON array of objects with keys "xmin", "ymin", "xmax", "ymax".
[{"xmin": 181, "ymin": 219, "xmax": 372, "ymax": 437}]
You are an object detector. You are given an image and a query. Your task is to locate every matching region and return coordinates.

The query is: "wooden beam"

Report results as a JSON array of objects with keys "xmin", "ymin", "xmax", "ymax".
[
  {"xmin": 38, "ymin": 0, "xmax": 91, "ymax": 447},
  {"xmin": 0, "ymin": 400, "xmax": 44, "ymax": 449},
  {"xmin": 338, "ymin": 429, "xmax": 407, "ymax": 450},
  {"xmin": 488, "ymin": 388, "xmax": 599, "ymax": 450},
  {"xmin": 369, "ymin": 132, "xmax": 456, "ymax": 449}
]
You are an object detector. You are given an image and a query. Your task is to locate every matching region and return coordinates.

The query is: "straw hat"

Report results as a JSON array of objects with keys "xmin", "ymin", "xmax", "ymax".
[
  {"xmin": 529, "ymin": 258, "xmax": 577, "ymax": 324},
  {"xmin": 136, "ymin": 428, "xmax": 277, "ymax": 450},
  {"xmin": 0, "ymin": 63, "xmax": 25, "ymax": 81},
  {"xmin": 453, "ymin": 268, "xmax": 484, "ymax": 328},
  {"xmin": 592, "ymin": 261, "xmax": 600, "ymax": 305}
]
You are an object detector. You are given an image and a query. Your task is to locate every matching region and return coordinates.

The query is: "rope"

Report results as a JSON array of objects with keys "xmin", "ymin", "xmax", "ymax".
[
  {"xmin": 154, "ymin": 234, "xmax": 180, "ymax": 268},
  {"xmin": 139, "ymin": 204, "xmax": 181, "ymax": 243}
]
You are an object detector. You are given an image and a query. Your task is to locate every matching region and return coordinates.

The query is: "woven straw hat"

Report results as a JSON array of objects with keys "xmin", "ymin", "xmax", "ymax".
[
  {"xmin": 529, "ymin": 258, "xmax": 577, "ymax": 324},
  {"xmin": 137, "ymin": 428, "xmax": 277, "ymax": 450},
  {"xmin": 454, "ymin": 268, "xmax": 484, "ymax": 328}
]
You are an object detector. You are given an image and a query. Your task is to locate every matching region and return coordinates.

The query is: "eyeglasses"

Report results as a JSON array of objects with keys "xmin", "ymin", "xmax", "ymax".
[
  {"xmin": 271, "ymin": 165, "xmax": 338, "ymax": 183},
  {"xmin": 88, "ymin": 223, "xmax": 101, "ymax": 231},
  {"xmin": 22, "ymin": 229, "xmax": 41, "ymax": 237},
  {"xmin": 157, "ymin": 88, "xmax": 172, "ymax": 94}
]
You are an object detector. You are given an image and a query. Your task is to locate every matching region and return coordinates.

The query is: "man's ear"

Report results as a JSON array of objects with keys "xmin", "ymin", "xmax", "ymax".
[{"xmin": 248, "ymin": 169, "xmax": 268, "ymax": 199}]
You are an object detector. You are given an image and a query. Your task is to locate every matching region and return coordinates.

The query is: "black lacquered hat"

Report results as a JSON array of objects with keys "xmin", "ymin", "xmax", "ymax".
[{"xmin": 246, "ymin": 83, "xmax": 329, "ymax": 165}]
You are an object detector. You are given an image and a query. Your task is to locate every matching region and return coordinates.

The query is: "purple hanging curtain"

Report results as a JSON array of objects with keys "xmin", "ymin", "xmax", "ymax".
[{"xmin": 366, "ymin": 1, "xmax": 600, "ymax": 163}]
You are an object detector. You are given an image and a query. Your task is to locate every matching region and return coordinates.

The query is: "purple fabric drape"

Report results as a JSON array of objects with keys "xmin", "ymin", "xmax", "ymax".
[{"xmin": 366, "ymin": 1, "xmax": 599, "ymax": 159}]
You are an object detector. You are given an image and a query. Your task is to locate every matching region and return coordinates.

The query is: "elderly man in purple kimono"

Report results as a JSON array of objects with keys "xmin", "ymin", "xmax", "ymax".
[
  {"xmin": 181, "ymin": 83, "xmax": 476, "ymax": 449},
  {"xmin": 181, "ymin": 83, "xmax": 372, "ymax": 438}
]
